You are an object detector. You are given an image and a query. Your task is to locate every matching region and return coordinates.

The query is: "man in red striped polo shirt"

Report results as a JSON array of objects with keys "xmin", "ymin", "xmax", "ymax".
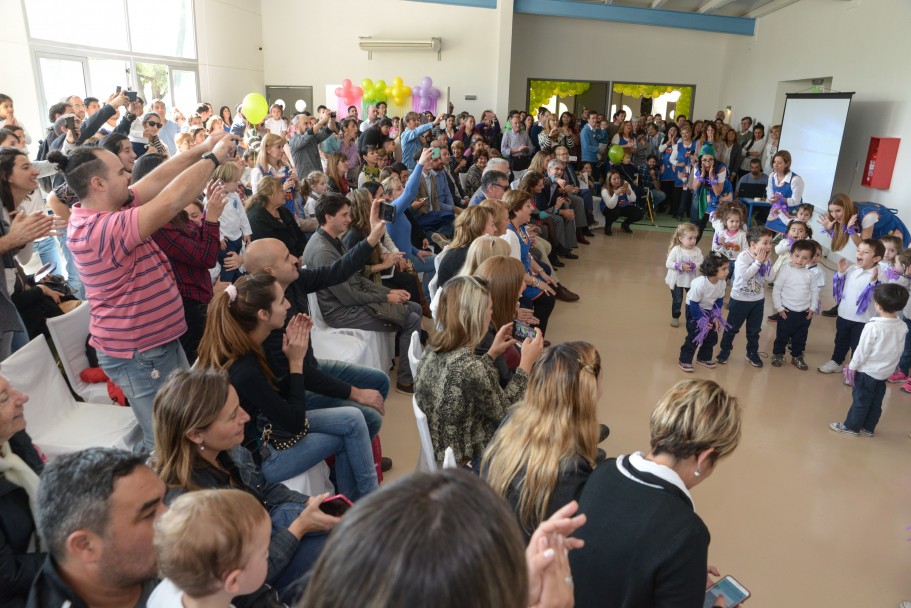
[{"xmin": 62, "ymin": 131, "xmax": 237, "ymax": 450}]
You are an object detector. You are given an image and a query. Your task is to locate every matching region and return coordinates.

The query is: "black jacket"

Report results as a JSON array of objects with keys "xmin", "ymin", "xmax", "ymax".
[
  {"xmin": 26, "ymin": 555, "xmax": 156, "ymax": 608},
  {"xmin": 0, "ymin": 431, "xmax": 45, "ymax": 608},
  {"xmin": 247, "ymin": 204, "xmax": 309, "ymax": 258}
]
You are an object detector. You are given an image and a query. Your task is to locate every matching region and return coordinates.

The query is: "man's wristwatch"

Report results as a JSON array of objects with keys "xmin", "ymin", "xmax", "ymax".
[{"xmin": 201, "ymin": 151, "xmax": 220, "ymax": 168}]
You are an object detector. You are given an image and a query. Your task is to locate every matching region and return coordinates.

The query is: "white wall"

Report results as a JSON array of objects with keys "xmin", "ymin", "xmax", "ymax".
[
  {"xmin": 722, "ymin": 0, "xmax": 911, "ymax": 216},
  {"xmin": 195, "ymin": 0, "xmax": 264, "ymax": 108},
  {"xmin": 1, "ymin": 2, "xmax": 46, "ymax": 145},
  {"xmin": 261, "ymin": 0, "xmax": 506, "ymax": 118},
  {"xmin": 509, "ymin": 13, "xmax": 740, "ymax": 117}
]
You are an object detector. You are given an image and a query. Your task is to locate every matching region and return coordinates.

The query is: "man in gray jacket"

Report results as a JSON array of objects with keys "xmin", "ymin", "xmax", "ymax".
[
  {"xmin": 301, "ymin": 193, "xmax": 422, "ymax": 394},
  {"xmin": 290, "ymin": 109, "xmax": 337, "ymax": 179}
]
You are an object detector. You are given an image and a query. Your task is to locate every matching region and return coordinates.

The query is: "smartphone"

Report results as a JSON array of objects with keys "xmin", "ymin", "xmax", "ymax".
[
  {"xmin": 35, "ymin": 262, "xmax": 55, "ymax": 282},
  {"xmin": 65, "ymin": 116, "xmax": 76, "ymax": 131},
  {"xmin": 431, "ymin": 147, "xmax": 441, "ymax": 160},
  {"xmin": 703, "ymin": 575, "xmax": 750, "ymax": 608},
  {"xmin": 126, "ymin": 91, "xmax": 138, "ymax": 102},
  {"xmin": 329, "ymin": 111, "xmax": 337, "ymax": 119},
  {"xmin": 380, "ymin": 202, "xmax": 396, "ymax": 223},
  {"xmin": 319, "ymin": 494, "xmax": 353, "ymax": 517},
  {"xmin": 512, "ymin": 320, "xmax": 536, "ymax": 341}
]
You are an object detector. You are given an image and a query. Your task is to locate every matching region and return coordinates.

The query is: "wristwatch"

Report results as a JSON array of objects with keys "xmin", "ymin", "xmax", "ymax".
[{"xmin": 201, "ymin": 151, "xmax": 220, "ymax": 168}]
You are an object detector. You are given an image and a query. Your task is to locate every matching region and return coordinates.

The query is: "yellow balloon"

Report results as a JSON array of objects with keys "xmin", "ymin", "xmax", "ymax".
[{"xmin": 241, "ymin": 93, "xmax": 268, "ymax": 125}]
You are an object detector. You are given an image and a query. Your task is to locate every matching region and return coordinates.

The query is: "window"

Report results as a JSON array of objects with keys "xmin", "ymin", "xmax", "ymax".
[
  {"xmin": 25, "ymin": 0, "xmax": 129, "ymax": 50},
  {"xmin": 126, "ymin": 0, "xmax": 196, "ymax": 59},
  {"xmin": 38, "ymin": 56, "xmax": 86, "ymax": 108}
]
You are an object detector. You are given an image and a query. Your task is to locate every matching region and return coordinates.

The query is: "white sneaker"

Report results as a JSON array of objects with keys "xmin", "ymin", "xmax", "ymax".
[
  {"xmin": 818, "ymin": 360, "xmax": 843, "ymax": 374},
  {"xmin": 899, "ymin": 601, "xmax": 911, "ymax": 608}
]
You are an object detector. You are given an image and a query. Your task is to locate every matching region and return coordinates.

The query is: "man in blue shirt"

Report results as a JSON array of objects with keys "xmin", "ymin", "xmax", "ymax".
[{"xmin": 580, "ymin": 113, "xmax": 606, "ymax": 179}]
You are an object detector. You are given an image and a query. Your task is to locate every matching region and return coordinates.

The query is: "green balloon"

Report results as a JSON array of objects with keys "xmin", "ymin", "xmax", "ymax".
[{"xmin": 608, "ymin": 145, "xmax": 625, "ymax": 164}]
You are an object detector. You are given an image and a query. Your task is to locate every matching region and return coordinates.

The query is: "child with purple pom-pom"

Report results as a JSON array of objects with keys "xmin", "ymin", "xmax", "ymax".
[{"xmin": 678, "ymin": 253, "xmax": 729, "ymax": 373}]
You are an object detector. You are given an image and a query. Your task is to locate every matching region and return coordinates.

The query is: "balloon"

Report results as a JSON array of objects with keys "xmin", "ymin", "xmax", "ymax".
[
  {"xmin": 352, "ymin": 86, "xmax": 363, "ymax": 97},
  {"xmin": 374, "ymin": 80, "xmax": 386, "ymax": 92},
  {"xmin": 294, "ymin": 99, "xmax": 306, "ymax": 112},
  {"xmin": 428, "ymin": 87, "xmax": 440, "ymax": 100},
  {"xmin": 421, "ymin": 76, "xmax": 432, "ymax": 89},
  {"xmin": 361, "ymin": 78, "xmax": 373, "ymax": 91},
  {"xmin": 334, "ymin": 86, "xmax": 344, "ymax": 97},
  {"xmin": 401, "ymin": 85, "xmax": 412, "ymax": 97},
  {"xmin": 393, "ymin": 96, "xmax": 405, "ymax": 106},
  {"xmin": 608, "ymin": 145, "xmax": 625, "ymax": 164},
  {"xmin": 241, "ymin": 93, "xmax": 268, "ymax": 124},
  {"xmin": 393, "ymin": 76, "xmax": 404, "ymax": 87},
  {"xmin": 341, "ymin": 79, "xmax": 352, "ymax": 89}
]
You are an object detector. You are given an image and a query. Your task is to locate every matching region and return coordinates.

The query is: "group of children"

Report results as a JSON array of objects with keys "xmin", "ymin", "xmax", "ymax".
[{"xmin": 664, "ymin": 202, "xmax": 911, "ymax": 439}]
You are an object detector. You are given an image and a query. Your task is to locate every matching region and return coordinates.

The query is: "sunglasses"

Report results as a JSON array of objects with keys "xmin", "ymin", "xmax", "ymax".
[{"xmin": 145, "ymin": 121, "xmax": 163, "ymax": 128}]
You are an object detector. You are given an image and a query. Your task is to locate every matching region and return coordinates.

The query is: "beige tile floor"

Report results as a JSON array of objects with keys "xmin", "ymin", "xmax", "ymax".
[{"xmin": 376, "ymin": 227, "xmax": 911, "ymax": 606}]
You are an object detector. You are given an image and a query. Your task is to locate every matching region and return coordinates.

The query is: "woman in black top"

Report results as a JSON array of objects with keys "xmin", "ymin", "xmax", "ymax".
[
  {"xmin": 435, "ymin": 206, "xmax": 498, "ymax": 288},
  {"xmin": 247, "ymin": 176, "xmax": 308, "ymax": 257},
  {"xmin": 0, "ymin": 373, "xmax": 44, "ymax": 608},
  {"xmin": 569, "ymin": 379, "xmax": 743, "ymax": 608}
]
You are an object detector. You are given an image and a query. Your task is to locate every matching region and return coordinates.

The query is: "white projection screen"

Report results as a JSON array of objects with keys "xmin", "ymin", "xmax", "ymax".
[{"xmin": 778, "ymin": 92, "xmax": 854, "ymax": 218}]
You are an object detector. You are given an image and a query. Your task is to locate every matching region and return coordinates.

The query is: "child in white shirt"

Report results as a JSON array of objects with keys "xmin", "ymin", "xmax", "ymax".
[
  {"xmin": 830, "ymin": 283, "xmax": 910, "ymax": 437},
  {"xmin": 679, "ymin": 253, "xmax": 729, "ymax": 372},
  {"xmin": 149, "ymin": 489, "xmax": 272, "ymax": 608},
  {"xmin": 207, "ymin": 164, "xmax": 252, "ymax": 282},
  {"xmin": 806, "ymin": 240, "xmax": 826, "ymax": 314},
  {"xmin": 771, "ymin": 240, "xmax": 819, "ymax": 370},
  {"xmin": 885, "ymin": 249, "xmax": 911, "ymax": 391},
  {"xmin": 264, "ymin": 103, "xmax": 289, "ymax": 136},
  {"xmin": 717, "ymin": 226, "xmax": 774, "ymax": 367},
  {"xmin": 665, "ymin": 223, "xmax": 704, "ymax": 328},
  {"xmin": 818, "ymin": 239, "xmax": 884, "ymax": 375},
  {"xmin": 711, "ymin": 205, "xmax": 747, "ymax": 280}
]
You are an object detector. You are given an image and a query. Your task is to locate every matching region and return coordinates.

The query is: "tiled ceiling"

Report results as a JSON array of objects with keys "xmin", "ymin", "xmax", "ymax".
[{"xmin": 564, "ymin": 0, "xmax": 802, "ymax": 19}]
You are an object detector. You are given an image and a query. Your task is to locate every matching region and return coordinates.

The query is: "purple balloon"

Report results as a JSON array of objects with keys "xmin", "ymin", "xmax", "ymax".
[
  {"xmin": 421, "ymin": 76, "xmax": 433, "ymax": 89},
  {"xmin": 412, "ymin": 85, "xmax": 424, "ymax": 98},
  {"xmin": 428, "ymin": 87, "xmax": 441, "ymax": 100}
]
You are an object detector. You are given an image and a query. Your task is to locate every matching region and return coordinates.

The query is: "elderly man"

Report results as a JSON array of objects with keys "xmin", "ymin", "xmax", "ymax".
[
  {"xmin": 468, "ymin": 157, "xmax": 510, "ymax": 206},
  {"xmin": 469, "ymin": 169, "xmax": 509, "ymax": 207},
  {"xmin": 555, "ymin": 146, "xmax": 597, "ymax": 234},
  {"xmin": 27, "ymin": 448, "xmax": 166, "ymax": 607},
  {"xmin": 243, "ymin": 201, "xmax": 390, "ymax": 441},
  {"xmin": 291, "ymin": 109, "xmax": 336, "ymax": 178},
  {"xmin": 535, "ymin": 159, "xmax": 587, "ymax": 255}
]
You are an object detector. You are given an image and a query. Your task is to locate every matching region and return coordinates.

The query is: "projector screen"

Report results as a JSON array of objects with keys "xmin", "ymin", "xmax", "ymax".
[{"xmin": 778, "ymin": 92, "xmax": 854, "ymax": 212}]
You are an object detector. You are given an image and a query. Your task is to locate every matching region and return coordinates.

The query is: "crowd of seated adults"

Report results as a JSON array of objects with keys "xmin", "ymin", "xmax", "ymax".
[{"xmin": 0, "ymin": 86, "xmax": 751, "ymax": 608}]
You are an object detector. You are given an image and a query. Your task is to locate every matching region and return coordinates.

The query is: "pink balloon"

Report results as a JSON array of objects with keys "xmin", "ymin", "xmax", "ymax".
[
  {"xmin": 335, "ymin": 87, "xmax": 344, "ymax": 97},
  {"xmin": 352, "ymin": 86, "xmax": 363, "ymax": 96},
  {"xmin": 342, "ymin": 79, "xmax": 352, "ymax": 89}
]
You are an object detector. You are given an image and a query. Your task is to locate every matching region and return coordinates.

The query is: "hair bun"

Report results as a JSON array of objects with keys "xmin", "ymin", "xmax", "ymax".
[{"xmin": 46, "ymin": 150, "xmax": 69, "ymax": 171}]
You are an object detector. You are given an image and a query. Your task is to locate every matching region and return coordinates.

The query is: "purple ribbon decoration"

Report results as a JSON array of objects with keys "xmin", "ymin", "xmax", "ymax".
[
  {"xmin": 855, "ymin": 281, "xmax": 878, "ymax": 314},
  {"xmin": 770, "ymin": 201, "xmax": 789, "ymax": 216},
  {"xmin": 885, "ymin": 266, "xmax": 901, "ymax": 281},
  {"xmin": 757, "ymin": 261, "xmax": 772, "ymax": 277},
  {"xmin": 844, "ymin": 223, "xmax": 859, "ymax": 236},
  {"xmin": 674, "ymin": 262, "xmax": 683, "ymax": 272},
  {"xmin": 821, "ymin": 227, "xmax": 834, "ymax": 237},
  {"xmin": 843, "ymin": 367, "xmax": 856, "ymax": 386},
  {"xmin": 692, "ymin": 307, "xmax": 730, "ymax": 347},
  {"xmin": 832, "ymin": 272, "xmax": 846, "ymax": 304}
]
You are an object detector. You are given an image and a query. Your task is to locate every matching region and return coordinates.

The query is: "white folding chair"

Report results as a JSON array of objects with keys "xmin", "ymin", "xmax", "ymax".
[
  {"xmin": 310, "ymin": 330, "xmax": 370, "ymax": 367},
  {"xmin": 307, "ymin": 292, "xmax": 394, "ymax": 373},
  {"xmin": 459, "ymin": 172, "xmax": 469, "ymax": 192},
  {"xmin": 412, "ymin": 396, "xmax": 437, "ymax": 471},
  {"xmin": 408, "ymin": 330, "xmax": 422, "ymax": 378},
  {"xmin": 280, "ymin": 461, "xmax": 335, "ymax": 496},
  {"xmin": 442, "ymin": 447, "xmax": 458, "ymax": 469},
  {"xmin": 45, "ymin": 301, "xmax": 113, "ymax": 403},
  {"xmin": 3, "ymin": 336, "xmax": 140, "ymax": 459}
]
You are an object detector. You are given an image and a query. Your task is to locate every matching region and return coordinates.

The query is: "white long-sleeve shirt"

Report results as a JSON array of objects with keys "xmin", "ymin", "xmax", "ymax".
[
  {"xmin": 665, "ymin": 245, "xmax": 704, "ymax": 289},
  {"xmin": 836, "ymin": 265, "xmax": 879, "ymax": 323},
  {"xmin": 600, "ymin": 187, "xmax": 636, "ymax": 210},
  {"xmin": 208, "ymin": 192, "xmax": 251, "ymax": 241},
  {"xmin": 730, "ymin": 250, "xmax": 768, "ymax": 302},
  {"xmin": 711, "ymin": 227, "xmax": 748, "ymax": 261},
  {"xmin": 773, "ymin": 264, "xmax": 818, "ymax": 312},
  {"xmin": 766, "ymin": 171, "xmax": 804, "ymax": 207},
  {"xmin": 849, "ymin": 316, "xmax": 908, "ymax": 380},
  {"xmin": 686, "ymin": 275, "xmax": 727, "ymax": 312}
]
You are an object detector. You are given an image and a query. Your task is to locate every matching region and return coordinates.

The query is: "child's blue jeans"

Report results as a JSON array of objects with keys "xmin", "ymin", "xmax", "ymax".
[
  {"xmin": 218, "ymin": 236, "xmax": 244, "ymax": 282},
  {"xmin": 843, "ymin": 371, "xmax": 886, "ymax": 433}
]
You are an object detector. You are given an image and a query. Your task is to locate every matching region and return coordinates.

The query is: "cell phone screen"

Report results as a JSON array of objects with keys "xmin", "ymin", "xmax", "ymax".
[
  {"xmin": 319, "ymin": 495, "xmax": 353, "ymax": 517},
  {"xmin": 126, "ymin": 91, "xmax": 137, "ymax": 102},
  {"xmin": 381, "ymin": 202, "xmax": 396, "ymax": 223},
  {"xmin": 511, "ymin": 321, "xmax": 535, "ymax": 341},
  {"xmin": 703, "ymin": 576, "xmax": 749, "ymax": 608}
]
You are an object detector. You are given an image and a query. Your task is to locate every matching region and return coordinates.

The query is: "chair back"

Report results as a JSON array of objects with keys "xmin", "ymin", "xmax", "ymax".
[
  {"xmin": 306, "ymin": 291, "xmax": 330, "ymax": 329},
  {"xmin": 45, "ymin": 301, "xmax": 111, "ymax": 402},
  {"xmin": 442, "ymin": 447, "xmax": 458, "ymax": 469},
  {"xmin": 408, "ymin": 330, "xmax": 422, "ymax": 378},
  {"xmin": 412, "ymin": 396, "xmax": 437, "ymax": 471}
]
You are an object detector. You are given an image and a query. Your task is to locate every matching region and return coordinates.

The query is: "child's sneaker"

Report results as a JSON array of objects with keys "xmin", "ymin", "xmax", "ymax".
[
  {"xmin": 791, "ymin": 356, "xmax": 808, "ymax": 371},
  {"xmin": 679, "ymin": 361, "xmax": 694, "ymax": 373},
  {"xmin": 715, "ymin": 350, "xmax": 730, "ymax": 365},
  {"xmin": 771, "ymin": 354, "xmax": 784, "ymax": 367},
  {"xmin": 697, "ymin": 359, "xmax": 716, "ymax": 369},
  {"xmin": 888, "ymin": 369, "xmax": 908, "ymax": 383},
  {"xmin": 670, "ymin": 318, "xmax": 680, "ymax": 328},
  {"xmin": 902, "ymin": 380, "xmax": 911, "ymax": 394},
  {"xmin": 829, "ymin": 422, "xmax": 859, "ymax": 436},
  {"xmin": 746, "ymin": 352, "xmax": 763, "ymax": 368},
  {"xmin": 860, "ymin": 429, "xmax": 874, "ymax": 437},
  {"xmin": 818, "ymin": 360, "xmax": 843, "ymax": 374}
]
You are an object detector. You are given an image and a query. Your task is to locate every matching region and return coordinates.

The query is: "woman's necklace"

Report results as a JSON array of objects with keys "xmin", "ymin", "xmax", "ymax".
[{"xmin": 510, "ymin": 221, "xmax": 529, "ymax": 243}]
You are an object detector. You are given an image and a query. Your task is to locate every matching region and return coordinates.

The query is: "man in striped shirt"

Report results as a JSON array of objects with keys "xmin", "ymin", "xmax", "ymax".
[{"xmin": 62, "ymin": 130, "xmax": 237, "ymax": 450}]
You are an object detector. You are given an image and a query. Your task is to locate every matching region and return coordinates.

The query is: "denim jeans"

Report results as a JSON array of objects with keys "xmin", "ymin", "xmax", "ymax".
[
  {"xmin": 409, "ymin": 252, "xmax": 436, "ymax": 301},
  {"xmin": 33, "ymin": 237, "xmax": 63, "ymax": 276},
  {"xmin": 719, "ymin": 298, "xmax": 764, "ymax": 356},
  {"xmin": 899, "ymin": 318, "xmax": 911, "ymax": 373},
  {"xmin": 649, "ymin": 188, "xmax": 667, "ymax": 209},
  {"xmin": 268, "ymin": 502, "xmax": 329, "ymax": 592},
  {"xmin": 679, "ymin": 307, "xmax": 717, "ymax": 364},
  {"xmin": 96, "ymin": 340, "xmax": 189, "ymax": 452},
  {"xmin": 670, "ymin": 286, "xmax": 687, "ymax": 319},
  {"xmin": 305, "ymin": 359, "xmax": 389, "ymax": 438},
  {"xmin": 56, "ymin": 234, "xmax": 85, "ymax": 299},
  {"xmin": 843, "ymin": 371, "xmax": 887, "ymax": 433},
  {"xmin": 260, "ymin": 406, "xmax": 378, "ymax": 501}
]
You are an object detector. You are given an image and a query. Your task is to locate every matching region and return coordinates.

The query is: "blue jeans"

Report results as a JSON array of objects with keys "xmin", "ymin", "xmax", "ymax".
[
  {"xmin": 57, "ymin": 234, "xmax": 84, "ymax": 299},
  {"xmin": 260, "ymin": 406, "xmax": 378, "ymax": 501},
  {"xmin": 844, "ymin": 371, "xmax": 886, "ymax": 433},
  {"xmin": 670, "ymin": 286, "xmax": 687, "ymax": 319},
  {"xmin": 306, "ymin": 359, "xmax": 389, "ymax": 438},
  {"xmin": 899, "ymin": 318, "xmax": 911, "ymax": 373},
  {"xmin": 268, "ymin": 502, "xmax": 329, "ymax": 592},
  {"xmin": 409, "ymin": 252, "xmax": 436, "ymax": 301},
  {"xmin": 649, "ymin": 188, "xmax": 667, "ymax": 209},
  {"xmin": 719, "ymin": 298, "xmax": 764, "ymax": 356},
  {"xmin": 679, "ymin": 306, "xmax": 717, "ymax": 364},
  {"xmin": 96, "ymin": 340, "xmax": 189, "ymax": 452},
  {"xmin": 831, "ymin": 315, "xmax": 865, "ymax": 365},
  {"xmin": 33, "ymin": 237, "xmax": 63, "ymax": 276}
]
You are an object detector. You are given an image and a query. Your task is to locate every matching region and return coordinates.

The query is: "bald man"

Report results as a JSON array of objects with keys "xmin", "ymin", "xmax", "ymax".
[{"xmin": 244, "ymin": 200, "xmax": 390, "ymax": 443}]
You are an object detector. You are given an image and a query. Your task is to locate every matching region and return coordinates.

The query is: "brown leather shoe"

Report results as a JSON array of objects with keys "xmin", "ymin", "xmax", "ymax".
[
  {"xmin": 555, "ymin": 284, "xmax": 580, "ymax": 302},
  {"xmin": 576, "ymin": 233, "xmax": 591, "ymax": 245}
]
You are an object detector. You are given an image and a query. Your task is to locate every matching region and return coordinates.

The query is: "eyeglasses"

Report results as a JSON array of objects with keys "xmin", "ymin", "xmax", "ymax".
[
  {"xmin": 145, "ymin": 121, "xmax": 163, "ymax": 128},
  {"xmin": 490, "ymin": 183, "xmax": 507, "ymax": 191}
]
